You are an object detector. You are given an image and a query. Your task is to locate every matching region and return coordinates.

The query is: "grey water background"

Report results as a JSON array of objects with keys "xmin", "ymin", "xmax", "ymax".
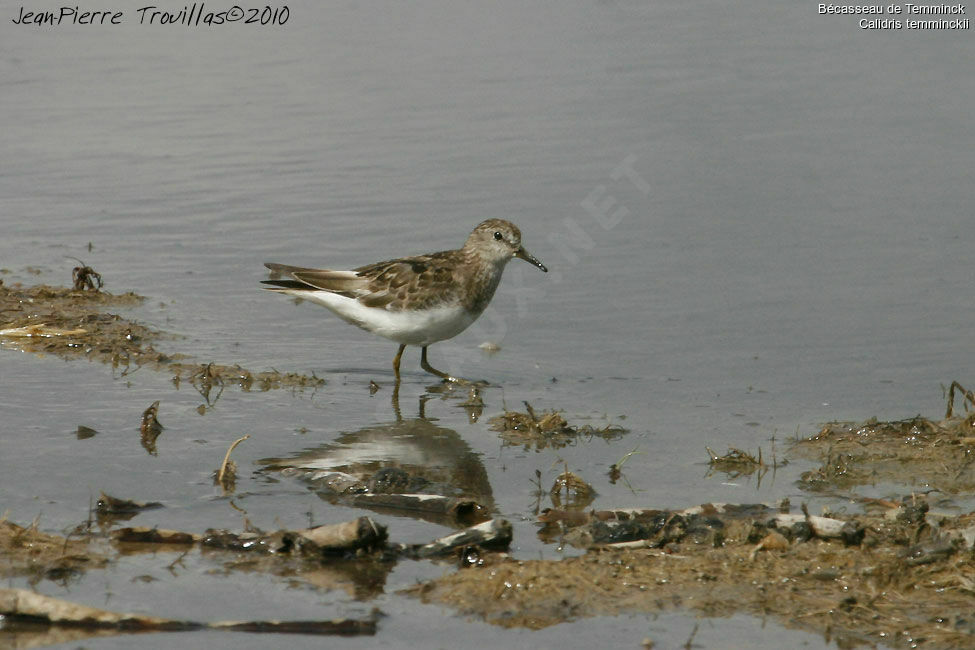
[{"xmin": 2, "ymin": 1, "xmax": 973, "ymax": 648}]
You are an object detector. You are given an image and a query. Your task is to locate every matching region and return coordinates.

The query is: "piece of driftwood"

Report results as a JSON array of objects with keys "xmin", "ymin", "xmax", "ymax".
[
  {"xmin": 406, "ymin": 519, "xmax": 513, "ymax": 558},
  {"xmin": 540, "ymin": 502, "xmax": 866, "ymax": 549},
  {"xmin": 204, "ymin": 517, "xmax": 389, "ymax": 555},
  {"xmin": 0, "ymin": 588, "xmax": 377, "ymax": 636},
  {"xmin": 110, "ymin": 516, "xmax": 515, "ymax": 561},
  {"xmin": 0, "ymin": 588, "xmax": 184, "ymax": 630}
]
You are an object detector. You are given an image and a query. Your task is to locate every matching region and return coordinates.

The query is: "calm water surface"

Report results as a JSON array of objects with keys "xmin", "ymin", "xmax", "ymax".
[{"xmin": 2, "ymin": 2, "xmax": 972, "ymax": 648}]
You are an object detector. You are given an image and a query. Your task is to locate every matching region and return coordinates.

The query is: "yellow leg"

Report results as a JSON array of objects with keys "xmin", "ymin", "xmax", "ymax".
[{"xmin": 392, "ymin": 344, "xmax": 406, "ymax": 382}]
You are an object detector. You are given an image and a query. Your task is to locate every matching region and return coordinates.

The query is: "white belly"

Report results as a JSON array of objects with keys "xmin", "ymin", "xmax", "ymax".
[{"xmin": 289, "ymin": 290, "xmax": 478, "ymax": 346}]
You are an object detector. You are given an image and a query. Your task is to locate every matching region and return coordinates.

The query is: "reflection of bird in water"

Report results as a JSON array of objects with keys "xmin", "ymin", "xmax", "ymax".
[{"xmin": 260, "ymin": 396, "xmax": 494, "ymax": 525}]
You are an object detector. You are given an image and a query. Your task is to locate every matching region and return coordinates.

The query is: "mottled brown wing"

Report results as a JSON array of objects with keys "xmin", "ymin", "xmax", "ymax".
[{"xmin": 354, "ymin": 251, "xmax": 462, "ymax": 311}]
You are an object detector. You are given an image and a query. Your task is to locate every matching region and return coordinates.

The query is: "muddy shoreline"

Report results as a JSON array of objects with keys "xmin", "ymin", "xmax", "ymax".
[
  {"xmin": 0, "ymin": 279, "xmax": 324, "ymax": 391},
  {"xmin": 3, "ymin": 276, "xmax": 975, "ymax": 647}
]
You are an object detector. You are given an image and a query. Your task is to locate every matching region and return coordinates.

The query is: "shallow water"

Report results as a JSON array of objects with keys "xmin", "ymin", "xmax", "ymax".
[{"xmin": 2, "ymin": 1, "xmax": 973, "ymax": 647}]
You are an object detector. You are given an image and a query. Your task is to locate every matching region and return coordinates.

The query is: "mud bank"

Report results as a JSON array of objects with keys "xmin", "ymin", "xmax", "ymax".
[
  {"xmin": 409, "ymin": 398, "xmax": 975, "ymax": 648},
  {"xmin": 5, "ymin": 274, "xmax": 975, "ymax": 648},
  {"xmin": 0, "ymin": 279, "xmax": 323, "ymax": 390}
]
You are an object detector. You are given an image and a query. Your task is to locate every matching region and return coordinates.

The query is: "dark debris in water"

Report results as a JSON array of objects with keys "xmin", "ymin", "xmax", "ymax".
[
  {"xmin": 549, "ymin": 469, "xmax": 596, "ymax": 510},
  {"xmin": 489, "ymin": 401, "xmax": 626, "ymax": 450},
  {"xmin": 75, "ymin": 425, "xmax": 98, "ymax": 440},
  {"xmin": 70, "ymin": 259, "xmax": 103, "ymax": 292},
  {"xmin": 108, "ymin": 515, "xmax": 513, "ymax": 563},
  {"xmin": 96, "ymin": 492, "xmax": 163, "ymax": 516},
  {"xmin": 703, "ymin": 445, "xmax": 785, "ymax": 484},
  {"xmin": 139, "ymin": 400, "xmax": 164, "ymax": 455}
]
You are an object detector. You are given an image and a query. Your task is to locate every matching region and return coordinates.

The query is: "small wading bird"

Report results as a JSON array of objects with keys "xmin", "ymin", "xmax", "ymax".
[{"xmin": 262, "ymin": 219, "xmax": 547, "ymax": 384}]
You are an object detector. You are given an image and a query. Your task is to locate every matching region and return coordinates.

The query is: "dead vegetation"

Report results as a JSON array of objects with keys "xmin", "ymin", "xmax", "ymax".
[
  {"xmin": 0, "ymin": 281, "xmax": 150, "ymax": 367},
  {"xmin": 791, "ymin": 385, "xmax": 975, "ymax": 495},
  {"xmin": 705, "ymin": 446, "xmax": 766, "ymax": 474},
  {"xmin": 170, "ymin": 362, "xmax": 325, "ymax": 396},
  {"xmin": 489, "ymin": 402, "xmax": 626, "ymax": 450},
  {"xmin": 214, "ymin": 435, "xmax": 250, "ymax": 493},
  {"xmin": 0, "ymin": 274, "xmax": 323, "ymax": 390},
  {"xmin": 944, "ymin": 380, "xmax": 975, "ymax": 419},
  {"xmin": 0, "ymin": 519, "xmax": 107, "ymax": 585},
  {"xmin": 704, "ymin": 445, "xmax": 784, "ymax": 485}
]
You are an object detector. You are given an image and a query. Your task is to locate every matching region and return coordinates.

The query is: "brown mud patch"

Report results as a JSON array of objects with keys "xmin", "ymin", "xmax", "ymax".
[
  {"xmin": 410, "ymin": 501, "xmax": 975, "ymax": 647},
  {"xmin": 0, "ymin": 281, "xmax": 151, "ymax": 365},
  {"xmin": 410, "ymin": 393, "xmax": 975, "ymax": 648},
  {"xmin": 0, "ymin": 279, "xmax": 323, "ymax": 390},
  {"xmin": 792, "ymin": 384, "xmax": 975, "ymax": 496}
]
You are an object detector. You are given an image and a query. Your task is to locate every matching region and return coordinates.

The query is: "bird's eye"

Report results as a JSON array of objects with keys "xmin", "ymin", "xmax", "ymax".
[{"xmin": 494, "ymin": 231, "xmax": 503, "ymax": 241}]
